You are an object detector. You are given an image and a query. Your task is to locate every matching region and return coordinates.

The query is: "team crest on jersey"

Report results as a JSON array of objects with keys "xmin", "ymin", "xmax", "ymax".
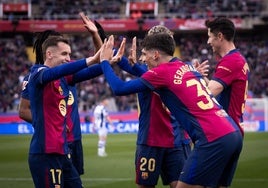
[
  {"xmin": 54, "ymin": 185, "xmax": 61, "ymax": 188},
  {"xmin": 68, "ymin": 91, "xmax": 74, "ymax": 105},
  {"xmin": 59, "ymin": 99, "xmax": 67, "ymax": 116},
  {"xmin": 141, "ymin": 172, "xmax": 149, "ymax": 180}
]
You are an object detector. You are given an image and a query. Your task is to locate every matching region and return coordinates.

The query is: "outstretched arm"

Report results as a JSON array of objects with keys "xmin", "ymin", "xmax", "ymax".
[
  {"xmin": 99, "ymin": 35, "xmax": 148, "ymax": 95},
  {"xmin": 71, "ymin": 64, "xmax": 102, "ymax": 84},
  {"xmin": 114, "ymin": 36, "xmax": 147, "ymax": 76},
  {"xmin": 101, "ymin": 61, "xmax": 147, "ymax": 95},
  {"xmin": 80, "ymin": 12, "xmax": 102, "ymax": 51},
  {"xmin": 41, "ymin": 53, "xmax": 99, "ymax": 84}
]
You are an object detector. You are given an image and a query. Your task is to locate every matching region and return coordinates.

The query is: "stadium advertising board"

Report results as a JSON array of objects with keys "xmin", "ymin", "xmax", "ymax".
[
  {"xmin": 243, "ymin": 98, "xmax": 268, "ymax": 132},
  {"xmin": 0, "ymin": 121, "xmax": 139, "ymax": 135},
  {"xmin": 0, "ymin": 18, "xmax": 243, "ymax": 32},
  {"xmin": 0, "ymin": 98, "xmax": 267, "ymax": 134}
]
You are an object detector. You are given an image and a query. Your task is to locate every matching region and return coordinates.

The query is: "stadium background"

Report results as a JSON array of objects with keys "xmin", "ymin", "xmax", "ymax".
[
  {"xmin": 0, "ymin": 1, "xmax": 268, "ymax": 188},
  {"xmin": 0, "ymin": 0, "xmax": 268, "ymax": 133}
]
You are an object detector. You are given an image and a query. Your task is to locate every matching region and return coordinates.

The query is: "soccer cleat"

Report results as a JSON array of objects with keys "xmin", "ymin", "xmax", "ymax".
[{"xmin": 98, "ymin": 152, "xmax": 108, "ymax": 157}]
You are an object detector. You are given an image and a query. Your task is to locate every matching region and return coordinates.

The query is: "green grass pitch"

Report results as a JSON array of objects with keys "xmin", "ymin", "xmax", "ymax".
[{"xmin": 0, "ymin": 132, "xmax": 267, "ymax": 188}]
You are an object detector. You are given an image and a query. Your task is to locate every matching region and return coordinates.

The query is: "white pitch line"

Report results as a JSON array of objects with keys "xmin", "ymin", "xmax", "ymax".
[{"xmin": 232, "ymin": 178, "xmax": 268, "ymax": 182}]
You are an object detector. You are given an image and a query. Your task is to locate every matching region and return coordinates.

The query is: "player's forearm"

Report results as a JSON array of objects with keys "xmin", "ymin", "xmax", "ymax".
[
  {"xmin": 117, "ymin": 56, "xmax": 138, "ymax": 76},
  {"xmin": 207, "ymin": 79, "xmax": 224, "ymax": 97},
  {"xmin": 43, "ymin": 59, "xmax": 88, "ymax": 83},
  {"xmin": 117, "ymin": 56, "xmax": 146, "ymax": 77},
  {"xmin": 72, "ymin": 64, "xmax": 102, "ymax": 83},
  {"xmin": 100, "ymin": 60, "xmax": 147, "ymax": 95},
  {"xmin": 18, "ymin": 109, "xmax": 32, "ymax": 123},
  {"xmin": 203, "ymin": 77, "xmax": 210, "ymax": 85},
  {"xmin": 91, "ymin": 32, "xmax": 103, "ymax": 52},
  {"xmin": 18, "ymin": 98, "xmax": 32, "ymax": 123},
  {"xmin": 132, "ymin": 63, "xmax": 147, "ymax": 76}
]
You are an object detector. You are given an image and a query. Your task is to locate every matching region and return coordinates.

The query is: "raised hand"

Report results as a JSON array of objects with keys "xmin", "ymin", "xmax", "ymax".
[
  {"xmin": 110, "ymin": 37, "xmax": 126, "ymax": 64},
  {"xmin": 79, "ymin": 12, "xmax": 98, "ymax": 34},
  {"xmin": 192, "ymin": 59, "xmax": 210, "ymax": 77},
  {"xmin": 85, "ymin": 48, "xmax": 101, "ymax": 66},
  {"xmin": 79, "ymin": 12, "xmax": 103, "ymax": 52},
  {"xmin": 100, "ymin": 35, "xmax": 114, "ymax": 62},
  {"xmin": 128, "ymin": 36, "xmax": 137, "ymax": 66}
]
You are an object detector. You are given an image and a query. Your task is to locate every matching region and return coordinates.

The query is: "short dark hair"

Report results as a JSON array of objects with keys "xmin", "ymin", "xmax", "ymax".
[
  {"xmin": 205, "ymin": 17, "xmax": 235, "ymax": 41},
  {"xmin": 141, "ymin": 33, "xmax": 175, "ymax": 56},
  {"xmin": 41, "ymin": 36, "xmax": 69, "ymax": 59}
]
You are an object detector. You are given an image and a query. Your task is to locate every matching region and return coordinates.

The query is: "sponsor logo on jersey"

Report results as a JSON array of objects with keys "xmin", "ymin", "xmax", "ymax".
[{"xmin": 59, "ymin": 99, "xmax": 67, "ymax": 116}]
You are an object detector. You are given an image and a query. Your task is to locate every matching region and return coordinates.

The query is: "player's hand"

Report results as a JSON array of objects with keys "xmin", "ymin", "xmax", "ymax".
[
  {"xmin": 86, "ymin": 47, "xmax": 101, "ymax": 66},
  {"xmin": 110, "ymin": 38, "xmax": 126, "ymax": 64},
  {"xmin": 193, "ymin": 59, "xmax": 210, "ymax": 77},
  {"xmin": 128, "ymin": 36, "xmax": 137, "ymax": 66},
  {"xmin": 79, "ymin": 12, "xmax": 98, "ymax": 34},
  {"xmin": 100, "ymin": 35, "xmax": 114, "ymax": 63}
]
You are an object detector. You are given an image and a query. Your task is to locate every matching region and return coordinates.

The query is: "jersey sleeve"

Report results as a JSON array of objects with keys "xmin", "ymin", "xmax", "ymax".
[
  {"xmin": 41, "ymin": 59, "xmax": 87, "ymax": 84},
  {"xmin": 21, "ymin": 74, "xmax": 30, "ymax": 99},
  {"xmin": 71, "ymin": 64, "xmax": 102, "ymax": 84},
  {"xmin": 117, "ymin": 56, "xmax": 146, "ymax": 77},
  {"xmin": 212, "ymin": 55, "xmax": 241, "ymax": 88},
  {"xmin": 100, "ymin": 60, "xmax": 148, "ymax": 95},
  {"xmin": 141, "ymin": 66, "xmax": 168, "ymax": 89}
]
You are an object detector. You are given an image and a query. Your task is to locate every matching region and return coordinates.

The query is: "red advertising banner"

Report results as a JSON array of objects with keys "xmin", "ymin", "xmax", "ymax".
[
  {"xmin": 3, "ymin": 3, "xmax": 28, "ymax": 12},
  {"xmin": 130, "ymin": 2, "xmax": 155, "ymax": 11},
  {"xmin": 0, "ymin": 18, "xmax": 243, "ymax": 32},
  {"xmin": 0, "ymin": 19, "xmax": 139, "ymax": 32}
]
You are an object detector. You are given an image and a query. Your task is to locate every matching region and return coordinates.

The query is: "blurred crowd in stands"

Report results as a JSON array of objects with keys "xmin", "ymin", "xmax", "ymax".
[
  {"xmin": 162, "ymin": 0, "xmax": 265, "ymax": 19},
  {"xmin": 0, "ymin": 32, "xmax": 268, "ymax": 113},
  {"xmin": 0, "ymin": 34, "xmax": 139, "ymax": 113},
  {"xmin": 1, "ymin": 0, "xmax": 266, "ymax": 20},
  {"xmin": 0, "ymin": 0, "xmax": 268, "ymax": 113},
  {"xmin": 35, "ymin": 0, "xmax": 123, "ymax": 20}
]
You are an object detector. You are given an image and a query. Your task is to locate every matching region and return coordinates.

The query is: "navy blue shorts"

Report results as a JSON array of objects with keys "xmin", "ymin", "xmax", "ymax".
[
  {"xmin": 68, "ymin": 140, "xmax": 84, "ymax": 175},
  {"xmin": 135, "ymin": 145, "xmax": 187, "ymax": 186},
  {"xmin": 28, "ymin": 153, "xmax": 83, "ymax": 188},
  {"xmin": 179, "ymin": 131, "xmax": 243, "ymax": 187},
  {"xmin": 182, "ymin": 142, "xmax": 192, "ymax": 159}
]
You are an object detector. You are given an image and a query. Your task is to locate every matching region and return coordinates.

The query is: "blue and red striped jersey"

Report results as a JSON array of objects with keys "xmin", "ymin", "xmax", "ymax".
[{"xmin": 28, "ymin": 59, "xmax": 87, "ymax": 154}]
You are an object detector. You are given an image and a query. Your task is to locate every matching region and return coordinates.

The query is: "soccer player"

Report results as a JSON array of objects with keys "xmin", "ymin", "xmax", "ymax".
[
  {"xmin": 114, "ymin": 26, "xmax": 192, "ymax": 188},
  {"xmin": 19, "ymin": 30, "xmax": 62, "ymax": 123},
  {"xmin": 27, "ymin": 35, "xmax": 100, "ymax": 188},
  {"xmin": 66, "ymin": 12, "xmax": 103, "ymax": 175},
  {"xmin": 93, "ymin": 96, "xmax": 113, "ymax": 157},
  {"xmin": 99, "ymin": 34, "xmax": 243, "ymax": 188},
  {"xmin": 205, "ymin": 17, "xmax": 250, "ymax": 135},
  {"xmin": 19, "ymin": 12, "xmax": 104, "ymax": 176}
]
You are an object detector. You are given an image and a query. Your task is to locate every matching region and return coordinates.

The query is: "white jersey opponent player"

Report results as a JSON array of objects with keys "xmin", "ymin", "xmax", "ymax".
[{"xmin": 93, "ymin": 96, "xmax": 113, "ymax": 157}]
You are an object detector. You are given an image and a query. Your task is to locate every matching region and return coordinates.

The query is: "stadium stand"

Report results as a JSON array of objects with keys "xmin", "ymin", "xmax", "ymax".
[{"xmin": 0, "ymin": 0, "xmax": 268, "ymax": 113}]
